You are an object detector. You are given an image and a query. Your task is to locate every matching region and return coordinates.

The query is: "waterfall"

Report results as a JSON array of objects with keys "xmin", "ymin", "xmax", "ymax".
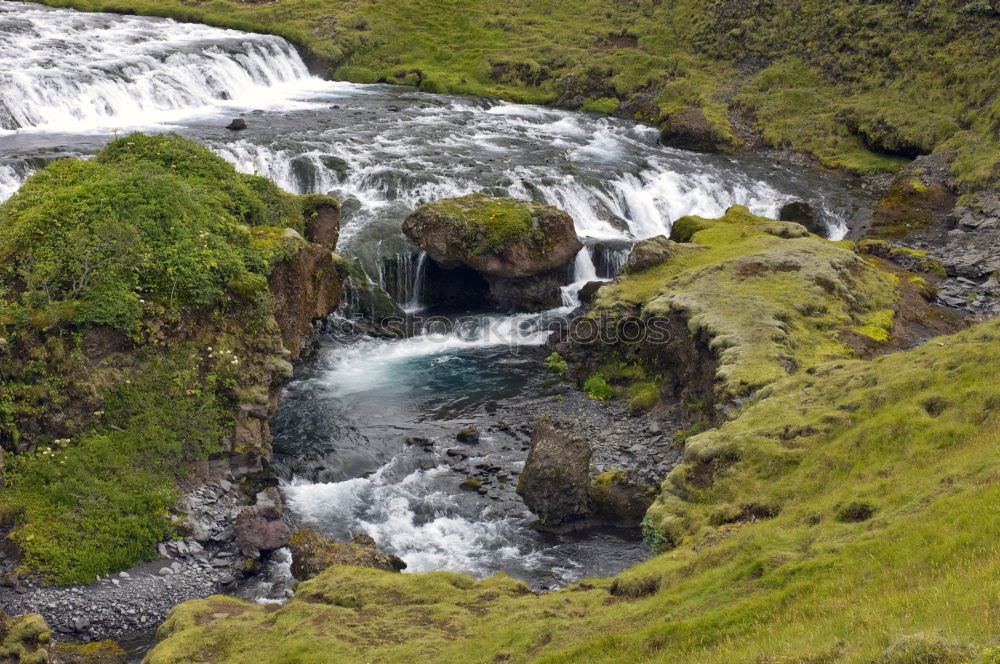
[
  {"xmin": 0, "ymin": 2, "xmax": 318, "ymax": 133},
  {"xmin": 0, "ymin": 164, "xmax": 31, "ymax": 202},
  {"xmin": 378, "ymin": 252, "xmax": 428, "ymax": 312}
]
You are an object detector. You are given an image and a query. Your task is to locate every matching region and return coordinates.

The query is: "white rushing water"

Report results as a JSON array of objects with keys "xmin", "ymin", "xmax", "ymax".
[{"xmin": 0, "ymin": 1, "xmax": 328, "ymax": 133}]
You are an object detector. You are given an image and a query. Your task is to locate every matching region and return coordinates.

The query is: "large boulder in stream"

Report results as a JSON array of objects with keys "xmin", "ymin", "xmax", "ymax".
[
  {"xmin": 516, "ymin": 418, "xmax": 592, "ymax": 529},
  {"xmin": 402, "ymin": 194, "xmax": 583, "ymax": 312}
]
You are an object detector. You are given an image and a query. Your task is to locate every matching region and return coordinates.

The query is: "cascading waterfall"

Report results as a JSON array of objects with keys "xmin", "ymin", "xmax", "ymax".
[{"xmin": 0, "ymin": 1, "xmax": 320, "ymax": 133}]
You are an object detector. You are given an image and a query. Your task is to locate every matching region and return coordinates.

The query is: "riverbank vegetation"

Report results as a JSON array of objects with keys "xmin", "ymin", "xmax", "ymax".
[
  {"xmin": 0, "ymin": 134, "xmax": 339, "ymax": 584},
  {"xmin": 146, "ymin": 315, "xmax": 1000, "ymax": 663},
  {"xmin": 26, "ymin": 0, "xmax": 1000, "ymax": 185}
]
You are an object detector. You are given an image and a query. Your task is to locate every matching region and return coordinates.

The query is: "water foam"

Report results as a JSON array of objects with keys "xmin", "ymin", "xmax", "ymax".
[{"xmin": 0, "ymin": 1, "xmax": 345, "ymax": 133}]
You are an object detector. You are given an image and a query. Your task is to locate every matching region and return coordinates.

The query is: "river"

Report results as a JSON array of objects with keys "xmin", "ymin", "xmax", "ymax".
[{"xmin": 0, "ymin": 0, "xmax": 870, "ymax": 602}]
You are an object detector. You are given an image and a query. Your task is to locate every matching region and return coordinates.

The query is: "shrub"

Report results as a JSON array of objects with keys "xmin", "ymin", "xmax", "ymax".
[
  {"xmin": 584, "ymin": 374, "xmax": 616, "ymax": 400},
  {"xmin": 544, "ymin": 352, "xmax": 568, "ymax": 377}
]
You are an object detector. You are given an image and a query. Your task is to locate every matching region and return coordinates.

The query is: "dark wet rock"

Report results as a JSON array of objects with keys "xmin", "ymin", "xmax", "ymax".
[
  {"xmin": 516, "ymin": 418, "xmax": 592, "ymax": 529},
  {"xmin": 288, "ymin": 530, "xmax": 405, "ymax": 581},
  {"xmin": 225, "ymin": 118, "xmax": 247, "ymax": 130},
  {"xmin": 778, "ymin": 201, "xmax": 826, "ymax": 236},
  {"xmin": 402, "ymin": 194, "xmax": 582, "ymax": 312},
  {"xmin": 332, "ymin": 256, "xmax": 407, "ymax": 337},
  {"xmin": 660, "ymin": 106, "xmax": 724, "ymax": 152},
  {"xmin": 457, "ymin": 424, "xmax": 480, "ymax": 443},
  {"xmin": 620, "ymin": 235, "xmax": 676, "ymax": 274},
  {"xmin": 578, "ymin": 280, "xmax": 606, "ymax": 304},
  {"xmin": 235, "ymin": 506, "xmax": 291, "ymax": 556}
]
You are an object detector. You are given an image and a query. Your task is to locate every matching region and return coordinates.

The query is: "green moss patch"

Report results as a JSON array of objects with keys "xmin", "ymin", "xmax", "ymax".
[{"xmin": 415, "ymin": 194, "xmax": 547, "ymax": 256}]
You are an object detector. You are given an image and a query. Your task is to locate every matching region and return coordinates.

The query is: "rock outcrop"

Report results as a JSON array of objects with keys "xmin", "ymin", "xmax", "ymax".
[
  {"xmin": 620, "ymin": 235, "xmax": 676, "ymax": 274},
  {"xmin": 288, "ymin": 530, "xmax": 406, "ymax": 581},
  {"xmin": 0, "ymin": 134, "xmax": 345, "ymax": 592},
  {"xmin": 235, "ymin": 507, "xmax": 292, "ymax": 557},
  {"xmin": 659, "ymin": 106, "xmax": 724, "ymax": 152},
  {"xmin": 516, "ymin": 418, "xmax": 592, "ymax": 529},
  {"xmin": 778, "ymin": 201, "xmax": 825, "ymax": 236},
  {"xmin": 402, "ymin": 194, "xmax": 582, "ymax": 312},
  {"xmin": 553, "ymin": 206, "xmax": 919, "ymax": 420}
]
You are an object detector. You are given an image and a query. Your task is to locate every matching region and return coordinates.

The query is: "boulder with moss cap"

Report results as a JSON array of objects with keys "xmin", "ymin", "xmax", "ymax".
[{"xmin": 402, "ymin": 194, "xmax": 582, "ymax": 312}]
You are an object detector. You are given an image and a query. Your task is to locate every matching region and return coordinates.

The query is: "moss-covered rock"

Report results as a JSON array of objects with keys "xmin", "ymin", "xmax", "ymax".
[
  {"xmin": 402, "ymin": 194, "xmax": 582, "ymax": 312},
  {"xmin": 589, "ymin": 470, "xmax": 655, "ymax": 526},
  {"xmin": 52, "ymin": 641, "xmax": 126, "ymax": 664},
  {"xmin": 660, "ymin": 106, "xmax": 730, "ymax": 152},
  {"xmin": 867, "ymin": 173, "xmax": 955, "ymax": 240},
  {"xmin": 0, "ymin": 134, "xmax": 343, "ymax": 584},
  {"xmin": 0, "ymin": 612, "xmax": 50, "ymax": 664},
  {"xmin": 515, "ymin": 418, "xmax": 592, "ymax": 529},
  {"xmin": 555, "ymin": 205, "xmax": 901, "ymax": 416},
  {"xmin": 288, "ymin": 529, "xmax": 405, "ymax": 581}
]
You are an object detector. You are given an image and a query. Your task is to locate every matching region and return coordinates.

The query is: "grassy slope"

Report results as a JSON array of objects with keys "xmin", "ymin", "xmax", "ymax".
[
  {"xmin": 23, "ymin": 0, "xmax": 1000, "ymax": 184},
  {"xmin": 0, "ymin": 134, "xmax": 333, "ymax": 584},
  {"xmin": 148, "ymin": 317, "xmax": 1000, "ymax": 663}
]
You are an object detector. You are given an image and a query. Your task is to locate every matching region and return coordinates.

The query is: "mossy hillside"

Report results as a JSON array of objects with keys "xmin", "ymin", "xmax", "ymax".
[
  {"xmin": 586, "ymin": 206, "xmax": 899, "ymax": 403},
  {"xmin": 31, "ymin": 0, "xmax": 1000, "ymax": 185},
  {"xmin": 147, "ymin": 319, "xmax": 1000, "ymax": 663},
  {"xmin": 0, "ymin": 134, "xmax": 338, "ymax": 584}
]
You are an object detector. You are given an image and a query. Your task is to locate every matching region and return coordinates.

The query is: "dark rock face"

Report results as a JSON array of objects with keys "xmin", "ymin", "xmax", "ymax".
[
  {"xmin": 516, "ymin": 418, "xmax": 592, "ymax": 529},
  {"xmin": 621, "ymin": 235, "xmax": 676, "ymax": 274},
  {"xmin": 402, "ymin": 194, "xmax": 582, "ymax": 312},
  {"xmin": 269, "ymin": 200, "xmax": 342, "ymax": 361},
  {"xmin": 589, "ymin": 471, "xmax": 654, "ymax": 527},
  {"xmin": 578, "ymin": 280, "xmax": 606, "ymax": 304},
  {"xmin": 660, "ymin": 106, "xmax": 723, "ymax": 152},
  {"xmin": 225, "ymin": 118, "xmax": 247, "ymax": 130},
  {"xmin": 778, "ymin": 201, "xmax": 826, "ymax": 236},
  {"xmin": 456, "ymin": 424, "xmax": 480, "ymax": 443},
  {"xmin": 235, "ymin": 506, "xmax": 292, "ymax": 556},
  {"xmin": 289, "ymin": 529, "xmax": 406, "ymax": 581},
  {"xmin": 335, "ymin": 257, "xmax": 408, "ymax": 337},
  {"xmin": 422, "ymin": 260, "xmax": 491, "ymax": 312}
]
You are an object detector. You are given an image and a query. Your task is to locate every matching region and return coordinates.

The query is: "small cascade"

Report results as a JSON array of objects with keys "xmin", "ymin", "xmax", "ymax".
[
  {"xmin": 561, "ymin": 246, "xmax": 602, "ymax": 307},
  {"xmin": 0, "ymin": 163, "xmax": 31, "ymax": 202},
  {"xmin": 378, "ymin": 252, "xmax": 429, "ymax": 312},
  {"xmin": 591, "ymin": 243, "xmax": 632, "ymax": 280}
]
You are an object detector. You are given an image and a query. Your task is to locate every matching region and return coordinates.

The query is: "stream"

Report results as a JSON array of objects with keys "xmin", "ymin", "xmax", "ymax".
[{"xmin": 1, "ymin": 0, "xmax": 871, "ymax": 606}]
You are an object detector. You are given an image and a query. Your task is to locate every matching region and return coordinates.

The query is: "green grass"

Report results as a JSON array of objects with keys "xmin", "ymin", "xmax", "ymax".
[
  {"xmin": 0, "ymin": 134, "xmax": 333, "ymax": 583},
  {"xmin": 146, "ymin": 317, "xmax": 1000, "ymax": 663},
  {"xmin": 0, "ymin": 352, "xmax": 228, "ymax": 584},
  {"xmin": 21, "ymin": 0, "xmax": 1000, "ymax": 186}
]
